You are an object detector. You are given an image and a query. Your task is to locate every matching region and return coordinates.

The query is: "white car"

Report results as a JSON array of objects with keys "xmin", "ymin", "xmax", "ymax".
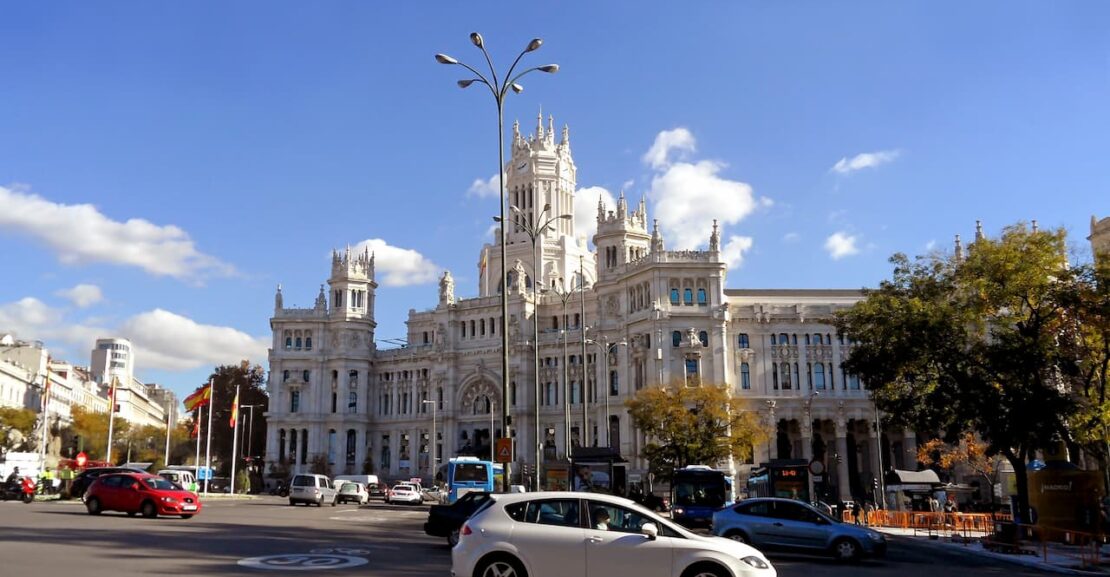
[
  {"xmin": 387, "ymin": 483, "xmax": 423, "ymax": 505},
  {"xmin": 452, "ymin": 491, "xmax": 775, "ymax": 577},
  {"xmin": 336, "ymin": 481, "xmax": 369, "ymax": 505},
  {"xmin": 288, "ymin": 473, "xmax": 338, "ymax": 507}
]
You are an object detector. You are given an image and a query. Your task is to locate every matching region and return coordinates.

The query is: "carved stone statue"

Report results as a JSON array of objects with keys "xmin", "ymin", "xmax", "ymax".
[
  {"xmin": 439, "ymin": 270, "xmax": 456, "ymax": 305},
  {"xmin": 512, "ymin": 259, "xmax": 527, "ymax": 294},
  {"xmin": 686, "ymin": 327, "xmax": 699, "ymax": 347}
]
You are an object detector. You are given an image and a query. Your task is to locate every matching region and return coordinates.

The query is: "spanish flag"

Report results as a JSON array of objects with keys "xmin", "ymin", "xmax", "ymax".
[
  {"xmin": 183, "ymin": 383, "xmax": 211, "ymax": 412},
  {"xmin": 479, "ymin": 249, "xmax": 488, "ymax": 278},
  {"xmin": 229, "ymin": 388, "xmax": 240, "ymax": 428}
]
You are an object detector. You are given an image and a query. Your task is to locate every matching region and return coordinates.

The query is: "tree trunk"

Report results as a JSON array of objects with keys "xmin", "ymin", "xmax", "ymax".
[{"xmin": 1002, "ymin": 447, "xmax": 1030, "ymax": 524}]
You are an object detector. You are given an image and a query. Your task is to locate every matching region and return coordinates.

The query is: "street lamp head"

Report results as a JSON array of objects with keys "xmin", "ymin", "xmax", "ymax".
[
  {"xmin": 526, "ymin": 38, "xmax": 543, "ymax": 52},
  {"xmin": 457, "ymin": 79, "xmax": 479, "ymax": 89},
  {"xmin": 510, "ymin": 82, "xmax": 524, "ymax": 94},
  {"xmin": 538, "ymin": 64, "xmax": 560, "ymax": 73},
  {"xmin": 557, "ymin": 214, "xmax": 572, "ymax": 221},
  {"xmin": 542, "ymin": 203, "xmax": 551, "ymax": 213},
  {"xmin": 435, "ymin": 53, "xmax": 458, "ymax": 65},
  {"xmin": 470, "ymin": 32, "xmax": 485, "ymax": 48}
]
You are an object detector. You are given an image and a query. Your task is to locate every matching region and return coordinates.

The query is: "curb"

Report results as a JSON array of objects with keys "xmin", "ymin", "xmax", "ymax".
[{"xmin": 882, "ymin": 532, "xmax": 1105, "ymax": 576}]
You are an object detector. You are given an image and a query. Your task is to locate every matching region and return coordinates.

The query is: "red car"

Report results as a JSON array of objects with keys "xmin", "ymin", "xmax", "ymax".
[{"xmin": 85, "ymin": 472, "xmax": 202, "ymax": 519}]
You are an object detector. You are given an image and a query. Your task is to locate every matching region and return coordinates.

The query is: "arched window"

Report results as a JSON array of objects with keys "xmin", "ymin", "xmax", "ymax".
[
  {"xmin": 792, "ymin": 334, "xmax": 798, "ymax": 345},
  {"xmin": 480, "ymin": 319, "xmax": 486, "ymax": 336},
  {"xmin": 552, "ymin": 316, "xmax": 559, "ymax": 330},
  {"xmin": 305, "ymin": 336, "xmax": 312, "ymax": 350},
  {"xmin": 282, "ymin": 370, "xmax": 289, "ymax": 381},
  {"xmin": 670, "ymin": 288, "xmax": 680, "ymax": 304},
  {"xmin": 738, "ymin": 333, "xmax": 750, "ymax": 348},
  {"xmin": 461, "ymin": 322, "xmax": 467, "ymax": 338},
  {"xmin": 741, "ymin": 363, "xmax": 751, "ymax": 390},
  {"xmin": 302, "ymin": 370, "xmax": 310, "ymax": 382},
  {"xmin": 770, "ymin": 334, "xmax": 777, "ymax": 345},
  {"xmin": 328, "ymin": 429, "xmax": 337, "ymax": 465},
  {"xmin": 284, "ymin": 332, "xmax": 292, "ymax": 349},
  {"xmin": 346, "ymin": 430, "xmax": 356, "ymax": 467},
  {"xmin": 779, "ymin": 333, "xmax": 789, "ymax": 345},
  {"xmin": 804, "ymin": 334, "xmax": 811, "ymax": 345},
  {"xmin": 683, "ymin": 288, "xmax": 693, "ymax": 305},
  {"xmin": 295, "ymin": 336, "xmax": 302, "ymax": 349},
  {"xmin": 699, "ymin": 331, "xmax": 708, "ymax": 347},
  {"xmin": 609, "ymin": 370, "xmax": 619, "ymax": 396},
  {"xmin": 289, "ymin": 429, "xmax": 297, "ymax": 461},
  {"xmin": 780, "ymin": 362, "xmax": 792, "ymax": 389},
  {"xmin": 814, "ymin": 363, "xmax": 826, "ymax": 390},
  {"xmin": 470, "ymin": 320, "xmax": 476, "ymax": 337},
  {"xmin": 697, "ymin": 288, "xmax": 707, "ymax": 304},
  {"xmin": 348, "ymin": 391, "xmax": 357, "ymax": 413},
  {"xmin": 672, "ymin": 331, "xmax": 681, "ymax": 347}
]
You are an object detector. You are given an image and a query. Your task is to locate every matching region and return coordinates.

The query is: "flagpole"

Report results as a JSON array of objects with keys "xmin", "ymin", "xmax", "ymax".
[
  {"xmin": 193, "ymin": 407, "xmax": 202, "ymax": 492},
  {"xmin": 106, "ymin": 378, "xmax": 117, "ymax": 464},
  {"xmin": 229, "ymin": 384, "xmax": 240, "ymax": 495},
  {"xmin": 203, "ymin": 379, "xmax": 214, "ymax": 495},
  {"xmin": 163, "ymin": 402, "xmax": 173, "ymax": 468},
  {"xmin": 39, "ymin": 372, "xmax": 50, "ymax": 475}
]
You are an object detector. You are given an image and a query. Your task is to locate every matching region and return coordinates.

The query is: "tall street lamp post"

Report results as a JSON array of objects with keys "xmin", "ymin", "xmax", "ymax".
[
  {"xmin": 240, "ymin": 404, "xmax": 260, "ymax": 459},
  {"xmin": 436, "ymin": 34, "xmax": 558, "ymax": 492},
  {"xmin": 503, "ymin": 203, "xmax": 570, "ymax": 490},
  {"xmin": 552, "ymin": 274, "xmax": 584, "ymax": 457},
  {"xmin": 585, "ymin": 337, "xmax": 627, "ymax": 448},
  {"xmin": 423, "ymin": 399, "xmax": 437, "ymax": 481}
]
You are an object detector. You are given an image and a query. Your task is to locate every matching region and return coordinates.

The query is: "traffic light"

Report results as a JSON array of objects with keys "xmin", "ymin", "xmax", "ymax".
[
  {"xmin": 834, "ymin": 453, "xmax": 843, "ymax": 465},
  {"xmin": 872, "ymin": 478, "xmax": 880, "ymax": 492}
]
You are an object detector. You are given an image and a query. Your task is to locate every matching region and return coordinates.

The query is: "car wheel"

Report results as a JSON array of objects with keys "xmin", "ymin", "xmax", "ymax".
[
  {"xmin": 724, "ymin": 530, "xmax": 749, "ymax": 544},
  {"xmin": 289, "ymin": 499, "xmax": 296, "ymax": 506},
  {"xmin": 331, "ymin": 497, "xmax": 337, "ymax": 507},
  {"xmin": 85, "ymin": 497, "xmax": 102, "ymax": 515},
  {"xmin": 831, "ymin": 538, "xmax": 861, "ymax": 562},
  {"xmin": 447, "ymin": 529, "xmax": 460, "ymax": 547},
  {"xmin": 682, "ymin": 563, "xmax": 729, "ymax": 577},
  {"xmin": 476, "ymin": 555, "xmax": 527, "ymax": 577},
  {"xmin": 180, "ymin": 514, "xmax": 194, "ymax": 519},
  {"xmin": 316, "ymin": 496, "xmax": 324, "ymax": 507},
  {"xmin": 141, "ymin": 500, "xmax": 157, "ymax": 519}
]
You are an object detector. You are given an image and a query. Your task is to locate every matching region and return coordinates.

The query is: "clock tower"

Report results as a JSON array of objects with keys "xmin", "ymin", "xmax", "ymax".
[{"xmin": 479, "ymin": 110, "xmax": 595, "ymax": 297}]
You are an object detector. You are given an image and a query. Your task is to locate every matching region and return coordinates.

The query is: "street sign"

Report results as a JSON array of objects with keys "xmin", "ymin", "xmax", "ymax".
[
  {"xmin": 808, "ymin": 459, "xmax": 825, "ymax": 475},
  {"xmin": 495, "ymin": 438, "xmax": 513, "ymax": 463},
  {"xmin": 75, "ymin": 452, "xmax": 88, "ymax": 468}
]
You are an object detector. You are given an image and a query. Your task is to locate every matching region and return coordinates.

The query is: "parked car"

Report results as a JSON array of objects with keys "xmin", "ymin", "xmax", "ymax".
[
  {"xmin": 70, "ymin": 467, "xmax": 145, "ymax": 500},
  {"xmin": 336, "ymin": 481, "xmax": 369, "ymax": 505},
  {"xmin": 453, "ymin": 491, "xmax": 774, "ymax": 577},
  {"xmin": 367, "ymin": 482, "xmax": 387, "ymax": 501},
  {"xmin": 387, "ymin": 483, "xmax": 423, "ymax": 505},
  {"xmin": 84, "ymin": 472, "xmax": 202, "ymax": 519},
  {"xmin": 712, "ymin": 497, "xmax": 886, "ymax": 562},
  {"xmin": 289, "ymin": 473, "xmax": 338, "ymax": 507},
  {"xmin": 424, "ymin": 491, "xmax": 493, "ymax": 546}
]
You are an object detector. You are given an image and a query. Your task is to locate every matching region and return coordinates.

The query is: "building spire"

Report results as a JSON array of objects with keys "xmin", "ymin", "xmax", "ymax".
[
  {"xmin": 974, "ymin": 220, "xmax": 984, "ymax": 242},
  {"xmin": 275, "ymin": 284, "xmax": 283, "ymax": 311},
  {"xmin": 536, "ymin": 107, "xmax": 544, "ymax": 140},
  {"xmin": 1031, "ymin": 219, "xmax": 1038, "ymax": 233},
  {"xmin": 954, "ymin": 234, "xmax": 964, "ymax": 262},
  {"xmin": 547, "ymin": 114, "xmax": 554, "ymax": 142},
  {"xmin": 651, "ymin": 219, "xmax": 665, "ymax": 253},
  {"xmin": 709, "ymin": 219, "xmax": 720, "ymax": 252},
  {"xmin": 617, "ymin": 189, "xmax": 627, "ymax": 217},
  {"xmin": 597, "ymin": 195, "xmax": 606, "ymax": 222}
]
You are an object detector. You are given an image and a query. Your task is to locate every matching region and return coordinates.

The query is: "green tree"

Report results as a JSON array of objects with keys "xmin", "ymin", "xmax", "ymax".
[
  {"xmin": 626, "ymin": 382, "xmax": 767, "ymax": 484},
  {"xmin": 0, "ymin": 407, "xmax": 38, "ymax": 455},
  {"xmin": 835, "ymin": 223, "xmax": 1098, "ymax": 521},
  {"xmin": 203, "ymin": 361, "xmax": 268, "ymax": 476},
  {"xmin": 66, "ymin": 406, "xmax": 132, "ymax": 462}
]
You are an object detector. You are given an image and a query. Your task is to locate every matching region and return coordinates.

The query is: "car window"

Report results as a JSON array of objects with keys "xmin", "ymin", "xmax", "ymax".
[
  {"xmin": 523, "ymin": 499, "xmax": 581, "ymax": 527},
  {"xmin": 341, "ymin": 483, "xmax": 359, "ymax": 492},
  {"xmin": 769, "ymin": 501, "xmax": 806, "ymax": 521},
  {"xmin": 100, "ymin": 475, "xmax": 124, "ymax": 488},
  {"xmin": 143, "ymin": 477, "xmax": 179, "ymax": 491},
  {"xmin": 736, "ymin": 501, "xmax": 772, "ymax": 517},
  {"xmin": 587, "ymin": 501, "xmax": 658, "ymax": 535}
]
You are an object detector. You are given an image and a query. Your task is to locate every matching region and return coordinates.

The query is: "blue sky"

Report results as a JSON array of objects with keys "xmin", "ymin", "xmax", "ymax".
[{"xmin": 1, "ymin": 2, "xmax": 1107, "ymax": 401}]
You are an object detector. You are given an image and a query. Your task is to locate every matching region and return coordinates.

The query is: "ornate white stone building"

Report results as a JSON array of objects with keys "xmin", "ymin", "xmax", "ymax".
[{"xmin": 265, "ymin": 114, "xmax": 910, "ymax": 503}]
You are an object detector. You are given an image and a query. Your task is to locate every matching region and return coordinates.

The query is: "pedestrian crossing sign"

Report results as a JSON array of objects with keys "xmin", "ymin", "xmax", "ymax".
[{"xmin": 496, "ymin": 438, "xmax": 514, "ymax": 463}]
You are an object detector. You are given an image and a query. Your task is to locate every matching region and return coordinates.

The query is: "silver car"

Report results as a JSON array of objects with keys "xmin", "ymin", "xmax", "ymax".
[
  {"xmin": 289, "ymin": 474, "xmax": 338, "ymax": 507},
  {"xmin": 711, "ymin": 498, "xmax": 887, "ymax": 561}
]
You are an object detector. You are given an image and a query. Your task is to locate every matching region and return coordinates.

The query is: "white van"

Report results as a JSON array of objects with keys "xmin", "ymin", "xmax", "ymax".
[
  {"xmin": 289, "ymin": 473, "xmax": 338, "ymax": 507},
  {"xmin": 333, "ymin": 474, "xmax": 379, "ymax": 487},
  {"xmin": 158, "ymin": 469, "xmax": 197, "ymax": 492}
]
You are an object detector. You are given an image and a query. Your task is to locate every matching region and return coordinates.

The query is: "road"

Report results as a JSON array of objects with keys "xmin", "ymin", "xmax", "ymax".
[{"xmin": 0, "ymin": 497, "xmax": 1046, "ymax": 576}]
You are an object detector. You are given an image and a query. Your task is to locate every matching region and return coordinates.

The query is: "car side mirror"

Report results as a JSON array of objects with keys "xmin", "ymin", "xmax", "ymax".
[
  {"xmin": 641, "ymin": 522, "xmax": 659, "ymax": 540},
  {"xmin": 131, "ymin": 483, "xmax": 140, "ymax": 491}
]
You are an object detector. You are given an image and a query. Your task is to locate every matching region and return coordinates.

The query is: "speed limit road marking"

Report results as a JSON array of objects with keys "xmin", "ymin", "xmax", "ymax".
[{"xmin": 237, "ymin": 554, "xmax": 368, "ymax": 571}]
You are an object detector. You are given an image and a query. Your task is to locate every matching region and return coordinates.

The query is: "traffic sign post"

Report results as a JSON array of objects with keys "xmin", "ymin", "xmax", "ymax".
[{"xmin": 495, "ymin": 438, "xmax": 514, "ymax": 463}]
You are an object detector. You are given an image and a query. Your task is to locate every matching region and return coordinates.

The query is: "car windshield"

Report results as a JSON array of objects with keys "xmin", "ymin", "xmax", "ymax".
[
  {"xmin": 143, "ymin": 477, "xmax": 180, "ymax": 491},
  {"xmin": 292, "ymin": 475, "xmax": 314, "ymax": 487},
  {"xmin": 673, "ymin": 478, "xmax": 726, "ymax": 507},
  {"xmin": 340, "ymin": 483, "xmax": 360, "ymax": 492},
  {"xmin": 392, "ymin": 485, "xmax": 412, "ymax": 492}
]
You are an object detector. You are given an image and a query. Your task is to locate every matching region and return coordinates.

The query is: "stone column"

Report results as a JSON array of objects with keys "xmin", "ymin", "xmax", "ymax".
[
  {"xmin": 835, "ymin": 418, "xmax": 851, "ymax": 502},
  {"xmin": 903, "ymin": 430, "xmax": 918, "ymax": 471}
]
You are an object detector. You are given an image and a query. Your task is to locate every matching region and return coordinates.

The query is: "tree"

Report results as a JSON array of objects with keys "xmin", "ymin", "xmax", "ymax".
[
  {"xmin": 66, "ymin": 406, "xmax": 131, "ymax": 462},
  {"xmin": 626, "ymin": 382, "xmax": 768, "ymax": 484},
  {"xmin": 918, "ymin": 432, "xmax": 1003, "ymax": 513},
  {"xmin": 836, "ymin": 223, "xmax": 1097, "ymax": 522},
  {"xmin": 203, "ymin": 361, "xmax": 268, "ymax": 476},
  {"xmin": 0, "ymin": 407, "xmax": 38, "ymax": 455}
]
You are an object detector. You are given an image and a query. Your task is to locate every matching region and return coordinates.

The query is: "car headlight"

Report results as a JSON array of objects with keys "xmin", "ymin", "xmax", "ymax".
[
  {"xmin": 868, "ymin": 531, "xmax": 885, "ymax": 542},
  {"xmin": 160, "ymin": 497, "xmax": 179, "ymax": 504},
  {"xmin": 674, "ymin": 507, "xmax": 685, "ymax": 515},
  {"xmin": 741, "ymin": 556, "xmax": 770, "ymax": 569}
]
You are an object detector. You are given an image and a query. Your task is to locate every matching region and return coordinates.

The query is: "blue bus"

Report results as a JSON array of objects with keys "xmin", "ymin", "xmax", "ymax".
[
  {"xmin": 670, "ymin": 465, "xmax": 733, "ymax": 529},
  {"xmin": 436, "ymin": 457, "xmax": 495, "ymax": 504}
]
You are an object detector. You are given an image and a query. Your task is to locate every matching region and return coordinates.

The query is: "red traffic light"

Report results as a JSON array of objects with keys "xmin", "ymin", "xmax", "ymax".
[{"xmin": 75, "ymin": 452, "xmax": 88, "ymax": 467}]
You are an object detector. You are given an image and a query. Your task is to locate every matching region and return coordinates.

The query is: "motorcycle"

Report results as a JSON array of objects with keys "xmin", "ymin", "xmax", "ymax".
[
  {"xmin": 0, "ymin": 477, "xmax": 36, "ymax": 504},
  {"xmin": 270, "ymin": 480, "xmax": 289, "ymax": 498}
]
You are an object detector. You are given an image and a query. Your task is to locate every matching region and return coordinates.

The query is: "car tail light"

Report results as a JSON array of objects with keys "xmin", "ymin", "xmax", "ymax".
[{"xmin": 460, "ymin": 524, "xmax": 472, "ymax": 536}]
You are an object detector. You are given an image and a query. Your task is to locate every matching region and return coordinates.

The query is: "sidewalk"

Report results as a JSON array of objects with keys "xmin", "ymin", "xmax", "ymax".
[{"xmin": 876, "ymin": 526, "xmax": 1110, "ymax": 575}]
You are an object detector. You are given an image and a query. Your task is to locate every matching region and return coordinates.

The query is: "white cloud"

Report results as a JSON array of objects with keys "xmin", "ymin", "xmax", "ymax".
[
  {"xmin": 649, "ymin": 159, "xmax": 762, "ymax": 250},
  {"xmin": 466, "ymin": 173, "xmax": 504, "ymax": 199},
  {"xmin": 352, "ymin": 238, "xmax": 441, "ymax": 287},
  {"xmin": 830, "ymin": 150, "xmax": 901, "ymax": 174},
  {"xmin": 642, "ymin": 128, "xmax": 696, "ymax": 170},
  {"xmin": 783, "ymin": 232, "xmax": 801, "ymax": 243},
  {"xmin": 119, "ymin": 309, "xmax": 269, "ymax": 372},
  {"xmin": 721, "ymin": 236, "xmax": 754, "ymax": 269},
  {"xmin": 0, "ymin": 185, "xmax": 234, "ymax": 280},
  {"xmin": 55, "ymin": 284, "xmax": 103, "ymax": 308},
  {"xmin": 0, "ymin": 297, "xmax": 266, "ymax": 372},
  {"xmin": 574, "ymin": 186, "xmax": 618, "ymax": 244},
  {"xmin": 824, "ymin": 232, "xmax": 860, "ymax": 260}
]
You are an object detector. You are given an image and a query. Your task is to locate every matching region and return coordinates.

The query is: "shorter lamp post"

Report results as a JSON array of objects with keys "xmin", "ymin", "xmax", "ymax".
[
  {"xmin": 240, "ymin": 404, "xmax": 261, "ymax": 459},
  {"xmin": 423, "ymin": 400, "xmax": 438, "ymax": 481},
  {"xmin": 584, "ymin": 337, "xmax": 627, "ymax": 448}
]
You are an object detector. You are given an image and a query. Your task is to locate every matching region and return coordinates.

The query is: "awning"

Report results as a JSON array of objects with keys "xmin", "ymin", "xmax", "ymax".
[{"xmin": 886, "ymin": 469, "xmax": 941, "ymax": 485}]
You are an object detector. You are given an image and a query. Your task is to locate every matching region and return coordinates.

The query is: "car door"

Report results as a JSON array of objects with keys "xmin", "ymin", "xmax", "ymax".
[
  {"xmin": 768, "ymin": 501, "xmax": 828, "ymax": 551},
  {"xmin": 584, "ymin": 500, "xmax": 672, "ymax": 577},
  {"xmin": 120, "ymin": 476, "xmax": 145, "ymax": 511},
  {"xmin": 509, "ymin": 498, "xmax": 586, "ymax": 577},
  {"xmin": 95, "ymin": 475, "xmax": 123, "ymax": 510},
  {"xmin": 733, "ymin": 501, "xmax": 778, "ymax": 548}
]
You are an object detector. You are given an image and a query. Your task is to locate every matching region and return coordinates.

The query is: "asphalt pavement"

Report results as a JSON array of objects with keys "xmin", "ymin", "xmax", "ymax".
[{"xmin": 0, "ymin": 497, "xmax": 1049, "ymax": 576}]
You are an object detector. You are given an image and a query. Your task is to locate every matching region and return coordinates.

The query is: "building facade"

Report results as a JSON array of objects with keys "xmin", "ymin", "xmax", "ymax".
[{"xmin": 266, "ymin": 114, "xmax": 900, "ymax": 504}]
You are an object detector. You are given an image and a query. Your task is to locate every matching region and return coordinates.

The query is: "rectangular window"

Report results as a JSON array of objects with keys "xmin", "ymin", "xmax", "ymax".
[
  {"xmin": 738, "ymin": 333, "xmax": 750, "ymax": 349},
  {"xmin": 670, "ymin": 288, "xmax": 680, "ymax": 304},
  {"xmin": 290, "ymin": 391, "xmax": 300, "ymax": 413},
  {"xmin": 741, "ymin": 362, "xmax": 751, "ymax": 390}
]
